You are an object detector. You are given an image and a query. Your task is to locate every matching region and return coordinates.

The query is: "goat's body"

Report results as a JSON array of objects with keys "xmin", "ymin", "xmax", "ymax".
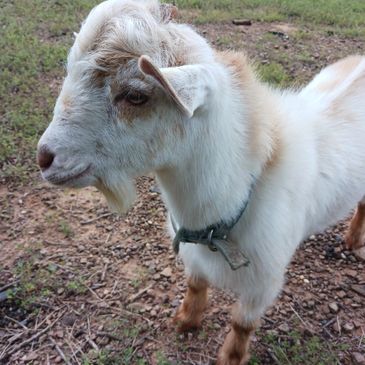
[
  {"xmin": 37, "ymin": 1, "xmax": 365, "ymax": 362},
  {"xmin": 159, "ymin": 54, "xmax": 365, "ymax": 323}
]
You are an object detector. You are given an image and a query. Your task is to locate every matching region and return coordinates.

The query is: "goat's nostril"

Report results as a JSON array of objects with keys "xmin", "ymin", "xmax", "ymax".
[{"xmin": 37, "ymin": 146, "xmax": 55, "ymax": 170}]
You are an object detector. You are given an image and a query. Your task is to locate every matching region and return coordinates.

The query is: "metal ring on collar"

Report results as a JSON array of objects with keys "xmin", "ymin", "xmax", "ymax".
[{"xmin": 207, "ymin": 229, "xmax": 218, "ymax": 252}]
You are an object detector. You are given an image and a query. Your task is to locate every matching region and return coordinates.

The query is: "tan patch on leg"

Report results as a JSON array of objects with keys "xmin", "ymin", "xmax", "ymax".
[
  {"xmin": 345, "ymin": 202, "xmax": 365, "ymax": 249},
  {"xmin": 173, "ymin": 277, "xmax": 208, "ymax": 332},
  {"xmin": 217, "ymin": 304, "xmax": 259, "ymax": 365}
]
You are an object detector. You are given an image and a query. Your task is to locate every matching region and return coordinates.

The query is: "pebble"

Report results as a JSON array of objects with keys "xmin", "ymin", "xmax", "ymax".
[
  {"xmin": 278, "ymin": 323, "xmax": 290, "ymax": 333},
  {"xmin": 337, "ymin": 290, "xmax": 347, "ymax": 298},
  {"xmin": 161, "ymin": 267, "xmax": 172, "ymax": 278},
  {"xmin": 328, "ymin": 302, "xmax": 339, "ymax": 313},
  {"xmin": 332, "ymin": 322, "xmax": 341, "ymax": 333},
  {"xmin": 353, "ymin": 352, "xmax": 365, "ymax": 365},
  {"xmin": 343, "ymin": 322, "xmax": 354, "ymax": 332},
  {"xmin": 354, "ymin": 247, "xmax": 365, "ymax": 261}
]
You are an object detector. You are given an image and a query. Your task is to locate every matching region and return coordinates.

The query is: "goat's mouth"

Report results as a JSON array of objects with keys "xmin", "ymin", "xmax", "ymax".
[{"xmin": 43, "ymin": 165, "xmax": 93, "ymax": 187}]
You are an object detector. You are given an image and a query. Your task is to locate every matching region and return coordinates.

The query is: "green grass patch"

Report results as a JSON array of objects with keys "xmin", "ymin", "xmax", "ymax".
[
  {"xmin": 0, "ymin": 0, "xmax": 99, "ymax": 184},
  {"xmin": 253, "ymin": 330, "xmax": 349, "ymax": 365},
  {"xmin": 1, "ymin": 0, "xmax": 364, "ymax": 185},
  {"xmin": 176, "ymin": 0, "xmax": 365, "ymax": 36},
  {"xmin": 257, "ymin": 62, "xmax": 294, "ymax": 88}
]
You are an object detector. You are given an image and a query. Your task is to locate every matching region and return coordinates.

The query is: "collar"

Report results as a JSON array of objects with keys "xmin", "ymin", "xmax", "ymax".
[{"xmin": 171, "ymin": 178, "xmax": 255, "ymax": 271}]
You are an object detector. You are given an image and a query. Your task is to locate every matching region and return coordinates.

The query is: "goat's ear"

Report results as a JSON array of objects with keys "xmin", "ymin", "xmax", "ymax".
[{"xmin": 138, "ymin": 55, "xmax": 209, "ymax": 118}]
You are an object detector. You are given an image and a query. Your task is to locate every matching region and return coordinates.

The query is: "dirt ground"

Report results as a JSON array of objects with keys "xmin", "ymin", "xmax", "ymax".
[{"xmin": 1, "ymin": 21, "xmax": 365, "ymax": 365}]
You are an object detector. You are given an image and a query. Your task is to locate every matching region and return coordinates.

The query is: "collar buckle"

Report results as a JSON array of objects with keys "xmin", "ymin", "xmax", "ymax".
[{"xmin": 207, "ymin": 229, "xmax": 218, "ymax": 252}]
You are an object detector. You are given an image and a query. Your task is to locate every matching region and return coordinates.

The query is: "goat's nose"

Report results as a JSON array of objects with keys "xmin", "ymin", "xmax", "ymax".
[{"xmin": 37, "ymin": 146, "xmax": 55, "ymax": 170}]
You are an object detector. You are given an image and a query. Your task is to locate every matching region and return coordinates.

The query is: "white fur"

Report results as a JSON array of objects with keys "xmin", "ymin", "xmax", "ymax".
[{"xmin": 38, "ymin": 0, "xmax": 365, "ymax": 332}]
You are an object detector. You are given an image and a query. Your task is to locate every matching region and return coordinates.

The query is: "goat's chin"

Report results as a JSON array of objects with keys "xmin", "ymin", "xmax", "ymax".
[{"xmin": 95, "ymin": 176, "xmax": 136, "ymax": 214}]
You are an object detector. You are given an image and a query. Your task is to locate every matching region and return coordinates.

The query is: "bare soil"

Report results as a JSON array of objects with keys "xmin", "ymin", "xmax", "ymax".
[{"xmin": 1, "ymin": 21, "xmax": 365, "ymax": 365}]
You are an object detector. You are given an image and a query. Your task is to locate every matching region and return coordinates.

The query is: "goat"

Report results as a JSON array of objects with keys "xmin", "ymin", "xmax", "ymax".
[{"xmin": 37, "ymin": 0, "xmax": 365, "ymax": 363}]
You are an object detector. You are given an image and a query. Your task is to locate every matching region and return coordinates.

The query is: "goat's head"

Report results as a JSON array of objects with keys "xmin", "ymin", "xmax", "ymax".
[{"xmin": 37, "ymin": 0, "xmax": 219, "ymax": 212}]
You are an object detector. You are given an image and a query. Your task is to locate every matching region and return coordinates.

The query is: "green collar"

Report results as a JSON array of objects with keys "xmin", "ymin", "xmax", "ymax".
[{"xmin": 171, "ymin": 179, "xmax": 255, "ymax": 270}]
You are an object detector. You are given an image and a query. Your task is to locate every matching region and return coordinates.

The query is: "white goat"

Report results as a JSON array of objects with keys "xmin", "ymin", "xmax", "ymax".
[{"xmin": 37, "ymin": 0, "xmax": 365, "ymax": 363}]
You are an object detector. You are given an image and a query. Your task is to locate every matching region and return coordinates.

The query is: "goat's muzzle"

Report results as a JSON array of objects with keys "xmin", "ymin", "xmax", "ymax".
[{"xmin": 37, "ymin": 145, "xmax": 55, "ymax": 171}]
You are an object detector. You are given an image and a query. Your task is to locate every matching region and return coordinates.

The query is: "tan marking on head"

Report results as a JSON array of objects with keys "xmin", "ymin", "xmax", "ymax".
[
  {"xmin": 216, "ymin": 50, "xmax": 282, "ymax": 166},
  {"xmin": 115, "ymin": 99, "xmax": 155, "ymax": 125}
]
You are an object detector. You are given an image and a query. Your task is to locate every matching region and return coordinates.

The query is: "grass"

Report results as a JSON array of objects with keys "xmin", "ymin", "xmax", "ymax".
[
  {"xmin": 257, "ymin": 62, "xmax": 294, "ymax": 88},
  {"xmin": 0, "ymin": 2, "xmax": 360, "ymax": 363},
  {"xmin": 1, "ymin": 0, "xmax": 365, "ymax": 186},
  {"xmin": 0, "ymin": 0, "xmax": 99, "ymax": 184},
  {"xmin": 258, "ymin": 330, "xmax": 349, "ymax": 365},
  {"xmin": 176, "ymin": 0, "xmax": 365, "ymax": 36}
]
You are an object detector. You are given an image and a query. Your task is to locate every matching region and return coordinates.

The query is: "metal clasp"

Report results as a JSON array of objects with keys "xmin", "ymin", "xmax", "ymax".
[{"xmin": 207, "ymin": 229, "xmax": 217, "ymax": 252}]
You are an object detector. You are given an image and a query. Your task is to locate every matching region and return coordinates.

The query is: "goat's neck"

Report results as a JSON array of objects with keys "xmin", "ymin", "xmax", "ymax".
[{"xmin": 156, "ymin": 73, "xmax": 277, "ymax": 230}]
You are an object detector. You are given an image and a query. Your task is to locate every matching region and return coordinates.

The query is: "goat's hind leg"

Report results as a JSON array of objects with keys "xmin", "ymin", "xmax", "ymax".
[
  {"xmin": 345, "ymin": 196, "xmax": 365, "ymax": 250},
  {"xmin": 173, "ymin": 276, "xmax": 208, "ymax": 332}
]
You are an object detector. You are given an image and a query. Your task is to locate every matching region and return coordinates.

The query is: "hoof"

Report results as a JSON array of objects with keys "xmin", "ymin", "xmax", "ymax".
[{"xmin": 172, "ymin": 306, "xmax": 202, "ymax": 332}]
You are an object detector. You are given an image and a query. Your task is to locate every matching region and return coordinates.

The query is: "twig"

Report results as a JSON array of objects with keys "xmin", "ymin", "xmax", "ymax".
[
  {"xmin": 4, "ymin": 315, "xmax": 28, "ymax": 330},
  {"xmin": 322, "ymin": 317, "xmax": 336, "ymax": 329},
  {"xmin": 0, "ymin": 310, "xmax": 65, "ymax": 360},
  {"xmin": 0, "ymin": 280, "xmax": 19, "ymax": 292},
  {"xmin": 359, "ymin": 326, "xmax": 364, "ymax": 348},
  {"xmin": 288, "ymin": 304, "xmax": 312, "ymax": 330},
  {"xmin": 50, "ymin": 337, "xmax": 72, "ymax": 365},
  {"xmin": 80, "ymin": 213, "xmax": 113, "ymax": 225},
  {"xmin": 336, "ymin": 315, "xmax": 341, "ymax": 336},
  {"xmin": 128, "ymin": 284, "xmax": 153, "ymax": 303},
  {"xmin": 263, "ymin": 315, "xmax": 276, "ymax": 324},
  {"xmin": 101, "ymin": 263, "xmax": 108, "ymax": 282},
  {"xmin": 85, "ymin": 336, "xmax": 99, "ymax": 351},
  {"xmin": 266, "ymin": 349, "xmax": 281, "ymax": 365},
  {"xmin": 96, "ymin": 331, "xmax": 125, "ymax": 342},
  {"xmin": 105, "ymin": 232, "xmax": 112, "ymax": 244}
]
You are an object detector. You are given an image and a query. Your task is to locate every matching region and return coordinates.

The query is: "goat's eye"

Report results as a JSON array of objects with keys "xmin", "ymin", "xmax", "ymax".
[{"xmin": 125, "ymin": 91, "xmax": 148, "ymax": 106}]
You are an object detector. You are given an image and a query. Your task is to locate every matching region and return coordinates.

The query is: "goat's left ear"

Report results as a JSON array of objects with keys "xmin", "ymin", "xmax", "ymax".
[{"xmin": 138, "ymin": 55, "xmax": 212, "ymax": 118}]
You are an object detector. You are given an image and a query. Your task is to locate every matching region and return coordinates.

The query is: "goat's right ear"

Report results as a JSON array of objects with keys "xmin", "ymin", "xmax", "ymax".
[{"xmin": 138, "ymin": 55, "xmax": 212, "ymax": 118}]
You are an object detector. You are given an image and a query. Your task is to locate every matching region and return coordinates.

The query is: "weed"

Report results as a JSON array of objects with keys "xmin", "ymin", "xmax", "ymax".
[
  {"xmin": 0, "ymin": 0, "xmax": 99, "ymax": 184},
  {"xmin": 58, "ymin": 220, "xmax": 74, "ymax": 238},
  {"xmin": 155, "ymin": 351, "xmax": 172, "ymax": 365},
  {"xmin": 257, "ymin": 62, "xmax": 293, "ymax": 88},
  {"xmin": 66, "ymin": 279, "xmax": 87, "ymax": 295},
  {"xmin": 261, "ymin": 330, "xmax": 347, "ymax": 365}
]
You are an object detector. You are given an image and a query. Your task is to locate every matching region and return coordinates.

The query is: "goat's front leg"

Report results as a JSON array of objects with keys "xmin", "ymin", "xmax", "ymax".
[
  {"xmin": 345, "ymin": 197, "xmax": 365, "ymax": 250},
  {"xmin": 216, "ymin": 302, "xmax": 259, "ymax": 365},
  {"xmin": 173, "ymin": 276, "xmax": 208, "ymax": 332}
]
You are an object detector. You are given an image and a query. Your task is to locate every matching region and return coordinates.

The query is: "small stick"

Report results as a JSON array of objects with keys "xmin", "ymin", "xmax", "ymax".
[
  {"xmin": 0, "ymin": 280, "xmax": 19, "ymax": 292},
  {"xmin": 4, "ymin": 315, "xmax": 28, "ymax": 330},
  {"xmin": 322, "ymin": 317, "xmax": 336, "ymax": 329},
  {"xmin": 288, "ymin": 304, "xmax": 312, "ymax": 330},
  {"xmin": 101, "ymin": 263, "xmax": 108, "ymax": 282},
  {"xmin": 50, "ymin": 338, "xmax": 72, "ymax": 365},
  {"xmin": 358, "ymin": 327, "xmax": 364, "ymax": 348},
  {"xmin": 85, "ymin": 336, "xmax": 99, "ymax": 351},
  {"xmin": 336, "ymin": 315, "xmax": 341, "ymax": 336},
  {"xmin": 80, "ymin": 213, "xmax": 113, "ymax": 225},
  {"xmin": 1, "ymin": 310, "xmax": 65, "ymax": 360},
  {"xmin": 128, "ymin": 284, "xmax": 153, "ymax": 303}
]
